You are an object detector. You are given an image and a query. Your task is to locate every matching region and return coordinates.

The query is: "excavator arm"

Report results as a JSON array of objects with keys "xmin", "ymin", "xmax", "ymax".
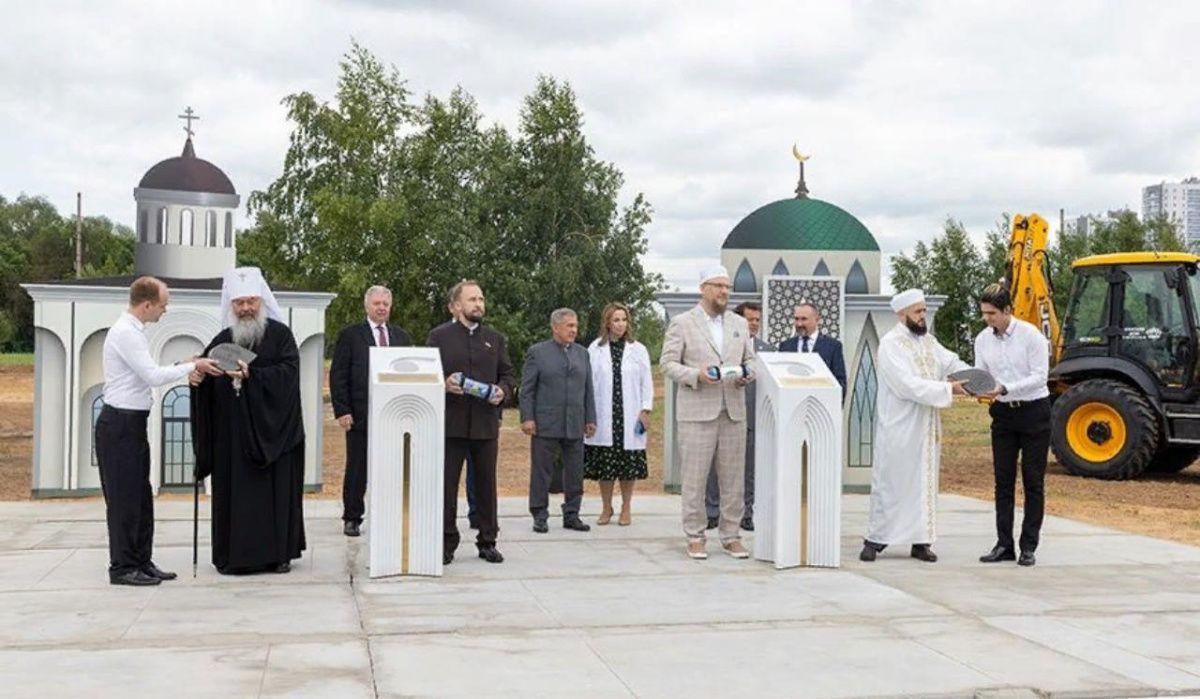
[{"xmin": 1006, "ymin": 213, "xmax": 1061, "ymax": 362}]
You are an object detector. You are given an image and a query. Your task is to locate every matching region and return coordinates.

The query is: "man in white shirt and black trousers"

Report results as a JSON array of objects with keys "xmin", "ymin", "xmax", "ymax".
[
  {"xmin": 973, "ymin": 283, "xmax": 1051, "ymax": 567},
  {"xmin": 97, "ymin": 277, "xmax": 222, "ymax": 585}
]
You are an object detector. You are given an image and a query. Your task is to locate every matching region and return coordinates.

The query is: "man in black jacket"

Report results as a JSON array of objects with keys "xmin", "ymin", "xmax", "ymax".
[
  {"xmin": 330, "ymin": 286, "xmax": 411, "ymax": 537},
  {"xmin": 428, "ymin": 280, "xmax": 515, "ymax": 565}
]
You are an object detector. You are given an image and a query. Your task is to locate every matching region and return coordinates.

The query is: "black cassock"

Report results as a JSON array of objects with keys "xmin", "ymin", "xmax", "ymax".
[{"xmin": 191, "ymin": 318, "xmax": 306, "ymax": 573}]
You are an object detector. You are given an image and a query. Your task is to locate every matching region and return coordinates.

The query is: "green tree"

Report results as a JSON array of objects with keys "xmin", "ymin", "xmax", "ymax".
[{"xmin": 243, "ymin": 44, "xmax": 663, "ymax": 368}]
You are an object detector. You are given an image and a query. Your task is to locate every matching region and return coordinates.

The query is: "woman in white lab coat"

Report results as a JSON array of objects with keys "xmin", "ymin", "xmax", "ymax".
[{"xmin": 584, "ymin": 303, "xmax": 655, "ymax": 526}]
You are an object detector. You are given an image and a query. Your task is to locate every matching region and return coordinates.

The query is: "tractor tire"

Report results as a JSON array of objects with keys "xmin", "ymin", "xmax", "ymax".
[
  {"xmin": 1050, "ymin": 379, "xmax": 1159, "ymax": 480},
  {"xmin": 1148, "ymin": 445, "xmax": 1200, "ymax": 474}
]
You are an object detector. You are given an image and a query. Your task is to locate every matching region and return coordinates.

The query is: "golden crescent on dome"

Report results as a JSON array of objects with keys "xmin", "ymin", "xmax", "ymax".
[{"xmin": 792, "ymin": 143, "xmax": 811, "ymax": 162}]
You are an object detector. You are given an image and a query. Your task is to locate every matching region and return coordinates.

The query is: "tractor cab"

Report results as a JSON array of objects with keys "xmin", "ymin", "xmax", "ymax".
[{"xmin": 1051, "ymin": 252, "xmax": 1200, "ymax": 478}]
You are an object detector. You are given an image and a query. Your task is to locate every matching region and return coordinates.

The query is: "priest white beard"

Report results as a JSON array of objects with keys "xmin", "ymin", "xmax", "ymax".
[{"xmin": 232, "ymin": 307, "xmax": 267, "ymax": 349}]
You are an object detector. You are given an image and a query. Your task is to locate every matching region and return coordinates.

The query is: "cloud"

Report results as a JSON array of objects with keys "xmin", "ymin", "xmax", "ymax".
[{"xmin": 2, "ymin": 0, "xmax": 1198, "ymax": 293}]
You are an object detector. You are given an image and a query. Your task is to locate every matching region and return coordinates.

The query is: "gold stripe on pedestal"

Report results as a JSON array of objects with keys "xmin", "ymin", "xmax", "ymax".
[
  {"xmin": 800, "ymin": 441, "xmax": 808, "ymax": 566},
  {"xmin": 378, "ymin": 372, "xmax": 442, "ymax": 384},
  {"xmin": 401, "ymin": 433, "xmax": 411, "ymax": 575}
]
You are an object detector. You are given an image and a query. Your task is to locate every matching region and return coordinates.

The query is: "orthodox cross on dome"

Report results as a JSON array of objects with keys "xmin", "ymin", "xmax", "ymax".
[
  {"xmin": 792, "ymin": 143, "xmax": 811, "ymax": 199},
  {"xmin": 178, "ymin": 106, "xmax": 200, "ymax": 139},
  {"xmin": 238, "ymin": 270, "xmax": 248, "ymax": 282}
]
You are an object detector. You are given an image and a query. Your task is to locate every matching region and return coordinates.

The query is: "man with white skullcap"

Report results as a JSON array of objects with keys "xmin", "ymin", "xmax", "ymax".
[
  {"xmin": 189, "ymin": 267, "xmax": 307, "ymax": 574},
  {"xmin": 860, "ymin": 288, "xmax": 969, "ymax": 564},
  {"xmin": 661, "ymin": 264, "xmax": 756, "ymax": 560}
]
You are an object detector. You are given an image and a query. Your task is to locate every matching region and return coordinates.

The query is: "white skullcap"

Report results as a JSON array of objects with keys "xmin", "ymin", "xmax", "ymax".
[
  {"xmin": 220, "ymin": 266, "xmax": 284, "ymax": 327},
  {"xmin": 890, "ymin": 288, "xmax": 926, "ymax": 313},
  {"xmin": 699, "ymin": 265, "xmax": 730, "ymax": 285}
]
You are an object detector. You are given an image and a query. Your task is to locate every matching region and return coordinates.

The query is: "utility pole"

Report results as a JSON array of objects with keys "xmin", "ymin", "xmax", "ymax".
[{"xmin": 75, "ymin": 192, "xmax": 83, "ymax": 278}]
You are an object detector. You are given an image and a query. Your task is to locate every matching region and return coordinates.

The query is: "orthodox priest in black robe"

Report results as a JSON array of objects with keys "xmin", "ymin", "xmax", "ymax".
[{"xmin": 190, "ymin": 267, "xmax": 306, "ymax": 574}]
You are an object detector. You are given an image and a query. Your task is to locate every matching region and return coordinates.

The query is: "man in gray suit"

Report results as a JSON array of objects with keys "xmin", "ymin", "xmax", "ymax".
[
  {"xmin": 521, "ymin": 308, "xmax": 597, "ymax": 533},
  {"xmin": 705, "ymin": 301, "xmax": 770, "ymax": 532}
]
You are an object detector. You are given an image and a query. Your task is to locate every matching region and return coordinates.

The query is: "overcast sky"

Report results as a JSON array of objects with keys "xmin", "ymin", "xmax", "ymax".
[{"xmin": 3, "ymin": 1, "xmax": 1198, "ymax": 292}]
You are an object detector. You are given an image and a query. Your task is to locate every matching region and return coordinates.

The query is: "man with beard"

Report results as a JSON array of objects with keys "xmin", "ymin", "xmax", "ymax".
[
  {"xmin": 190, "ymin": 267, "xmax": 306, "ymax": 574},
  {"xmin": 861, "ymin": 288, "xmax": 969, "ymax": 564},
  {"xmin": 428, "ymin": 280, "xmax": 514, "ymax": 565},
  {"xmin": 660, "ymin": 265, "xmax": 756, "ymax": 560}
]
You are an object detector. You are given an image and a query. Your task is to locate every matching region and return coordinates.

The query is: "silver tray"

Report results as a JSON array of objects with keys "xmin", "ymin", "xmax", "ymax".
[
  {"xmin": 947, "ymin": 368, "xmax": 997, "ymax": 396},
  {"xmin": 209, "ymin": 343, "xmax": 257, "ymax": 372}
]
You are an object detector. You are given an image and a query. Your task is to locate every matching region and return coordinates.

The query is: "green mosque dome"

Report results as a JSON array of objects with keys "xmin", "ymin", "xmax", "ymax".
[{"xmin": 721, "ymin": 197, "xmax": 879, "ymax": 252}]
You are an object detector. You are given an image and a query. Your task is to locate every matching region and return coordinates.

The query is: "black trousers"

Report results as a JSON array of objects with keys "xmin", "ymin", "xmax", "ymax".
[
  {"xmin": 444, "ymin": 438, "xmax": 499, "ymax": 553},
  {"xmin": 529, "ymin": 436, "xmax": 584, "ymax": 520},
  {"xmin": 342, "ymin": 428, "xmax": 367, "ymax": 524},
  {"xmin": 989, "ymin": 397, "xmax": 1051, "ymax": 553},
  {"xmin": 94, "ymin": 405, "xmax": 154, "ymax": 575}
]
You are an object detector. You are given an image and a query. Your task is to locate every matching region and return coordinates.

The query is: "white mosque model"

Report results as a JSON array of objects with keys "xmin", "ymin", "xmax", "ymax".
[{"xmin": 21, "ymin": 109, "xmax": 334, "ymax": 497}]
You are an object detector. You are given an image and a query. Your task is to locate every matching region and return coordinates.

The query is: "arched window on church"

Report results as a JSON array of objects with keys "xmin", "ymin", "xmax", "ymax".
[
  {"xmin": 771, "ymin": 258, "xmax": 789, "ymax": 276},
  {"xmin": 206, "ymin": 210, "xmax": 218, "ymax": 247},
  {"xmin": 847, "ymin": 326, "xmax": 878, "ymax": 469},
  {"xmin": 160, "ymin": 386, "xmax": 194, "ymax": 489},
  {"xmin": 733, "ymin": 259, "xmax": 756, "ymax": 292},
  {"xmin": 138, "ymin": 209, "xmax": 148, "ymax": 243},
  {"xmin": 846, "ymin": 259, "xmax": 869, "ymax": 294},
  {"xmin": 224, "ymin": 212, "xmax": 234, "ymax": 248},
  {"xmin": 156, "ymin": 207, "xmax": 168, "ymax": 244},
  {"xmin": 813, "ymin": 258, "xmax": 831, "ymax": 276},
  {"xmin": 91, "ymin": 393, "xmax": 106, "ymax": 469},
  {"xmin": 180, "ymin": 209, "xmax": 194, "ymax": 246}
]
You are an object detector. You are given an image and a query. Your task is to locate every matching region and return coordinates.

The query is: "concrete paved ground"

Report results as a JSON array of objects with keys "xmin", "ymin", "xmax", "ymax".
[{"xmin": 2, "ymin": 493, "xmax": 1200, "ymax": 698}]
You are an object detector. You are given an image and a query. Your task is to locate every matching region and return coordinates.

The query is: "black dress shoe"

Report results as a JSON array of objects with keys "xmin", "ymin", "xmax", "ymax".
[
  {"xmin": 859, "ymin": 540, "xmax": 885, "ymax": 562},
  {"xmin": 706, "ymin": 517, "xmax": 719, "ymax": 530},
  {"xmin": 910, "ymin": 544, "xmax": 938, "ymax": 563},
  {"xmin": 740, "ymin": 517, "xmax": 755, "ymax": 532},
  {"xmin": 1018, "ymin": 550, "xmax": 1036, "ymax": 567},
  {"xmin": 979, "ymin": 544, "xmax": 1016, "ymax": 563},
  {"xmin": 563, "ymin": 517, "xmax": 591, "ymax": 532},
  {"xmin": 110, "ymin": 570, "xmax": 161, "ymax": 586},
  {"xmin": 443, "ymin": 550, "xmax": 454, "ymax": 565},
  {"xmin": 532, "ymin": 520, "xmax": 549, "ymax": 533},
  {"xmin": 343, "ymin": 521, "xmax": 361, "ymax": 537},
  {"xmin": 141, "ymin": 562, "xmax": 177, "ymax": 580},
  {"xmin": 477, "ymin": 546, "xmax": 504, "ymax": 563},
  {"xmin": 271, "ymin": 562, "xmax": 291, "ymax": 574}
]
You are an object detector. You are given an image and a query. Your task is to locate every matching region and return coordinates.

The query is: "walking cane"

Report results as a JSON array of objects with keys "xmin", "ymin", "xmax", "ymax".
[{"xmin": 192, "ymin": 474, "xmax": 199, "ymax": 578}]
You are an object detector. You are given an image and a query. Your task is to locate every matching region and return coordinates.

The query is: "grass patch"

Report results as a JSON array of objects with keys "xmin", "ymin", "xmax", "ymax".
[{"xmin": 0, "ymin": 354, "xmax": 33, "ymax": 366}]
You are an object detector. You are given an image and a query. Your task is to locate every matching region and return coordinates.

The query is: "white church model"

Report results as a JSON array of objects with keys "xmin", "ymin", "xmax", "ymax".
[{"xmin": 21, "ymin": 110, "xmax": 334, "ymax": 497}]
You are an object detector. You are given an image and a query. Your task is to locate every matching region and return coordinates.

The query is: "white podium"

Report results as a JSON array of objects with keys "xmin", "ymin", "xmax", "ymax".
[
  {"xmin": 753, "ymin": 352, "xmax": 843, "ymax": 569},
  {"xmin": 368, "ymin": 348, "xmax": 445, "ymax": 578}
]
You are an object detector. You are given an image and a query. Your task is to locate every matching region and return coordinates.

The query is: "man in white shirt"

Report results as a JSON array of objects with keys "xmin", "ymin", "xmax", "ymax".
[
  {"xmin": 97, "ymin": 277, "xmax": 221, "ymax": 586},
  {"xmin": 974, "ymin": 283, "xmax": 1051, "ymax": 567}
]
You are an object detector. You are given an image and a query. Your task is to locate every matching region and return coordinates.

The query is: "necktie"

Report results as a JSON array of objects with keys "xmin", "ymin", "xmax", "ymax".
[
  {"xmin": 801, "ymin": 335, "xmax": 810, "ymax": 353},
  {"xmin": 377, "ymin": 325, "xmax": 388, "ymax": 347}
]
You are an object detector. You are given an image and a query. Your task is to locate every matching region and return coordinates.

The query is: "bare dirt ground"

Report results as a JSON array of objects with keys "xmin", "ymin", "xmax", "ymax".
[{"xmin": 3, "ymin": 364, "xmax": 1197, "ymax": 545}]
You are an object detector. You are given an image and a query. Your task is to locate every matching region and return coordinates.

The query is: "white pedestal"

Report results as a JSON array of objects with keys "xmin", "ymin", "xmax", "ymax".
[
  {"xmin": 368, "ymin": 347, "xmax": 445, "ymax": 578},
  {"xmin": 753, "ymin": 351, "xmax": 843, "ymax": 569}
]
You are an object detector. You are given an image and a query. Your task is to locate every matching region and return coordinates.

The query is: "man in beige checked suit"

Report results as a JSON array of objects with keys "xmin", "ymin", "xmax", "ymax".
[{"xmin": 661, "ymin": 265, "xmax": 756, "ymax": 560}]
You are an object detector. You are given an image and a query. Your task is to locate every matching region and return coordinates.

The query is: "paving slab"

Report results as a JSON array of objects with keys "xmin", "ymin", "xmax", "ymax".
[{"xmin": 2, "ymin": 492, "xmax": 1199, "ymax": 698}]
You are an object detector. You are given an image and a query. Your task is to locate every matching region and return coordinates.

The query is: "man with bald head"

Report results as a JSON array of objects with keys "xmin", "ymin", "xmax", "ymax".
[
  {"xmin": 97, "ymin": 277, "xmax": 223, "ymax": 585},
  {"xmin": 860, "ymin": 289, "xmax": 969, "ymax": 564}
]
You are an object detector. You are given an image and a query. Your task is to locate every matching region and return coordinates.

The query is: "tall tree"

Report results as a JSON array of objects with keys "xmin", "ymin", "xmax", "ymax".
[{"xmin": 242, "ymin": 45, "xmax": 662, "ymax": 368}]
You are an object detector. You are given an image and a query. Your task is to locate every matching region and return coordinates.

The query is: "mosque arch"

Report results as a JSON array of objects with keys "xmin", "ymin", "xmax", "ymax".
[
  {"xmin": 813, "ymin": 258, "xmax": 831, "ymax": 276},
  {"xmin": 771, "ymin": 258, "xmax": 789, "ymax": 276},
  {"xmin": 846, "ymin": 259, "xmax": 869, "ymax": 294},
  {"xmin": 732, "ymin": 259, "xmax": 756, "ymax": 293},
  {"xmin": 847, "ymin": 316, "xmax": 879, "ymax": 469}
]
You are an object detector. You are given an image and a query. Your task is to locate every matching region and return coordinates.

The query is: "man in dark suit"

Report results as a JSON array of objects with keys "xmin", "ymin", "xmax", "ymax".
[
  {"xmin": 778, "ymin": 302, "xmax": 847, "ymax": 395},
  {"xmin": 706, "ymin": 301, "xmax": 772, "ymax": 532},
  {"xmin": 330, "ymin": 286, "xmax": 412, "ymax": 537},
  {"xmin": 520, "ymin": 308, "xmax": 597, "ymax": 534},
  {"xmin": 428, "ymin": 280, "xmax": 515, "ymax": 565}
]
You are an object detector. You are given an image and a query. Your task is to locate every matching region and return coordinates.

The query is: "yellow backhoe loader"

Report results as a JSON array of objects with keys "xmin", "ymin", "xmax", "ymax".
[{"xmin": 1006, "ymin": 213, "xmax": 1200, "ymax": 479}]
